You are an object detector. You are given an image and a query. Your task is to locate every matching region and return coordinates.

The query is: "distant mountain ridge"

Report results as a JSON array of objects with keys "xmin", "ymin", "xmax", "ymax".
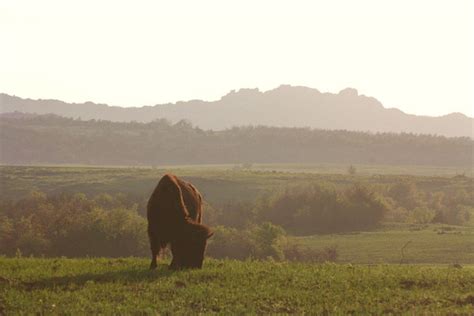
[{"xmin": 1, "ymin": 86, "xmax": 472, "ymax": 137}]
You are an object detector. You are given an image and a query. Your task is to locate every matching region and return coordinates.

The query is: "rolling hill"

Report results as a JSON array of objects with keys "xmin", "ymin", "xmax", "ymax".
[
  {"xmin": 0, "ymin": 114, "xmax": 472, "ymax": 166},
  {"xmin": 1, "ymin": 85, "xmax": 472, "ymax": 137}
]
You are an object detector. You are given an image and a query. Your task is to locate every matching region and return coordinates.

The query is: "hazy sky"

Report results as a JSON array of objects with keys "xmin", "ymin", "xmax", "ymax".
[{"xmin": 1, "ymin": 0, "xmax": 473, "ymax": 117}]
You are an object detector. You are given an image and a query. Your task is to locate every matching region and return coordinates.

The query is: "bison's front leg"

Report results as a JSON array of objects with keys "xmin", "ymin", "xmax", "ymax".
[
  {"xmin": 169, "ymin": 242, "xmax": 184, "ymax": 270},
  {"xmin": 148, "ymin": 229, "xmax": 160, "ymax": 270}
]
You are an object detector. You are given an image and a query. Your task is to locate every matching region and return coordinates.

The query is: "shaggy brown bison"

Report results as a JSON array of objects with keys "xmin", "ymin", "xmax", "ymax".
[{"xmin": 147, "ymin": 174, "xmax": 213, "ymax": 270}]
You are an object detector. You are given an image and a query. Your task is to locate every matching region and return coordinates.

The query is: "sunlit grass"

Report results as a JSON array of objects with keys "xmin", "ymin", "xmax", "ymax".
[
  {"xmin": 295, "ymin": 225, "xmax": 474, "ymax": 264},
  {"xmin": 1, "ymin": 258, "xmax": 473, "ymax": 314}
]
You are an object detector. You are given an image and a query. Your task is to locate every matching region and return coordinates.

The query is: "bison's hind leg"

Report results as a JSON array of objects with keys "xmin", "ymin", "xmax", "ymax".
[
  {"xmin": 148, "ymin": 231, "xmax": 161, "ymax": 270},
  {"xmin": 150, "ymin": 257, "xmax": 158, "ymax": 270},
  {"xmin": 149, "ymin": 248, "xmax": 159, "ymax": 270}
]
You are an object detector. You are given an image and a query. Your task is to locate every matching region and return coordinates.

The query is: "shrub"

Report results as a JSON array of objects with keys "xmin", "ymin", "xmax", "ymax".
[
  {"xmin": 434, "ymin": 205, "xmax": 472, "ymax": 226},
  {"xmin": 410, "ymin": 207, "xmax": 436, "ymax": 224},
  {"xmin": 207, "ymin": 223, "xmax": 286, "ymax": 260},
  {"xmin": 347, "ymin": 165, "xmax": 357, "ymax": 175},
  {"xmin": 283, "ymin": 242, "xmax": 338, "ymax": 263},
  {"xmin": 251, "ymin": 222, "xmax": 286, "ymax": 260},
  {"xmin": 215, "ymin": 201, "xmax": 256, "ymax": 229},
  {"xmin": 255, "ymin": 183, "xmax": 388, "ymax": 234},
  {"xmin": 387, "ymin": 182, "xmax": 423, "ymax": 210},
  {"xmin": 206, "ymin": 226, "xmax": 255, "ymax": 260},
  {"xmin": 0, "ymin": 192, "xmax": 148, "ymax": 257}
]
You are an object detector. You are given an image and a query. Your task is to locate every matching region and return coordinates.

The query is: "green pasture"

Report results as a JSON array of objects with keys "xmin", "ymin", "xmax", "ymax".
[
  {"xmin": 295, "ymin": 225, "xmax": 474, "ymax": 264},
  {"xmin": 1, "ymin": 164, "xmax": 472, "ymax": 206},
  {"xmin": 1, "ymin": 258, "xmax": 473, "ymax": 314}
]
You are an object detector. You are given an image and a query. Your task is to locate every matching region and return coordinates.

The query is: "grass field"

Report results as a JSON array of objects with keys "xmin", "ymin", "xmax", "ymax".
[
  {"xmin": 3, "ymin": 162, "xmax": 472, "ymax": 176},
  {"xmin": 295, "ymin": 225, "xmax": 474, "ymax": 264},
  {"xmin": 1, "ymin": 164, "xmax": 473, "ymax": 313},
  {"xmin": 1, "ymin": 164, "xmax": 472, "ymax": 206},
  {"xmin": 1, "ymin": 258, "xmax": 474, "ymax": 314}
]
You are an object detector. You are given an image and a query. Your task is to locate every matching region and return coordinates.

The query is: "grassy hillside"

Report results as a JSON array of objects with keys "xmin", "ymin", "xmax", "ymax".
[
  {"xmin": 295, "ymin": 225, "xmax": 474, "ymax": 264},
  {"xmin": 1, "ymin": 258, "xmax": 473, "ymax": 314},
  {"xmin": 1, "ymin": 164, "xmax": 472, "ymax": 204}
]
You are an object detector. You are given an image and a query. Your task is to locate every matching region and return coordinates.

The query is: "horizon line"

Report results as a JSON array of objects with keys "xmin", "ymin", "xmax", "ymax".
[{"xmin": 1, "ymin": 85, "xmax": 473, "ymax": 119}]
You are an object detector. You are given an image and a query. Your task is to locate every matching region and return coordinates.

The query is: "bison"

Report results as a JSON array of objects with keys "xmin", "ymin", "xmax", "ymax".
[{"xmin": 147, "ymin": 174, "xmax": 213, "ymax": 270}]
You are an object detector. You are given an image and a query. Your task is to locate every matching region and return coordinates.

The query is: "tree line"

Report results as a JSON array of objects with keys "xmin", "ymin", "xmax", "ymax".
[
  {"xmin": 1, "ymin": 179, "xmax": 472, "ymax": 259},
  {"xmin": 1, "ymin": 114, "xmax": 472, "ymax": 166}
]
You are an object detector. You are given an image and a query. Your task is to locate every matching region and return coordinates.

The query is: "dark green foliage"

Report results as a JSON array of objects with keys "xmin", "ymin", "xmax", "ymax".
[
  {"xmin": 256, "ymin": 183, "xmax": 388, "ymax": 234},
  {"xmin": 206, "ymin": 226, "xmax": 255, "ymax": 260},
  {"xmin": 208, "ymin": 223, "xmax": 287, "ymax": 260},
  {"xmin": 1, "ymin": 114, "xmax": 472, "ymax": 166},
  {"xmin": 211, "ymin": 201, "xmax": 256, "ymax": 229},
  {"xmin": 387, "ymin": 181, "xmax": 422, "ymax": 210},
  {"xmin": 0, "ymin": 192, "xmax": 148, "ymax": 257}
]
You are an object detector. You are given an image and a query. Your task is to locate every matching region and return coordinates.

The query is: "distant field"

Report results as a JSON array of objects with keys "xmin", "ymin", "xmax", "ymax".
[
  {"xmin": 1, "ymin": 258, "xmax": 473, "ymax": 314},
  {"xmin": 184, "ymin": 163, "xmax": 473, "ymax": 177},
  {"xmin": 2, "ymin": 162, "xmax": 473, "ymax": 176},
  {"xmin": 1, "ymin": 164, "xmax": 472, "ymax": 206},
  {"xmin": 295, "ymin": 225, "xmax": 474, "ymax": 264}
]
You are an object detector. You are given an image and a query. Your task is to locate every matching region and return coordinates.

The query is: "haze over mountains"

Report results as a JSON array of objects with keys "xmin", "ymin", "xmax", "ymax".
[{"xmin": 1, "ymin": 85, "xmax": 472, "ymax": 138}]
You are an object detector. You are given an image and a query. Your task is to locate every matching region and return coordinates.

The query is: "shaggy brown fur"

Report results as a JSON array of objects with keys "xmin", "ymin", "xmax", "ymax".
[
  {"xmin": 175, "ymin": 176, "xmax": 203, "ymax": 223},
  {"xmin": 147, "ymin": 174, "xmax": 213, "ymax": 269}
]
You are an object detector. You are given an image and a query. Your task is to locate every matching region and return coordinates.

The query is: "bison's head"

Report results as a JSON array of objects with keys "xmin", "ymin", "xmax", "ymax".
[{"xmin": 174, "ymin": 222, "xmax": 213, "ymax": 269}]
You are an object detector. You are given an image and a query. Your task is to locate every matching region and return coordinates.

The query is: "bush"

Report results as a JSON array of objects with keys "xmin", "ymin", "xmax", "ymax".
[
  {"xmin": 283, "ymin": 242, "xmax": 338, "ymax": 263},
  {"xmin": 0, "ymin": 192, "xmax": 148, "ymax": 257},
  {"xmin": 387, "ymin": 182, "xmax": 423, "ymax": 210},
  {"xmin": 207, "ymin": 223, "xmax": 286, "ymax": 260},
  {"xmin": 347, "ymin": 165, "xmax": 357, "ymax": 175},
  {"xmin": 208, "ymin": 223, "xmax": 338, "ymax": 262},
  {"xmin": 206, "ymin": 226, "xmax": 255, "ymax": 260},
  {"xmin": 214, "ymin": 201, "xmax": 256, "ymax": 229},
  {"xmin": 251, "ymin": 222, "xmax": 286, "ymax": 260},
  {"xmin": 433, "ymin": 205, "xmax": 472, "ymax": 226},
  {"xmin": 410, "ymin": 207, "xmax": 436, "ymax": 224},
  {"xmin": 255, "ymin": 183, "xmax": 388, "ymax": 234}
]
